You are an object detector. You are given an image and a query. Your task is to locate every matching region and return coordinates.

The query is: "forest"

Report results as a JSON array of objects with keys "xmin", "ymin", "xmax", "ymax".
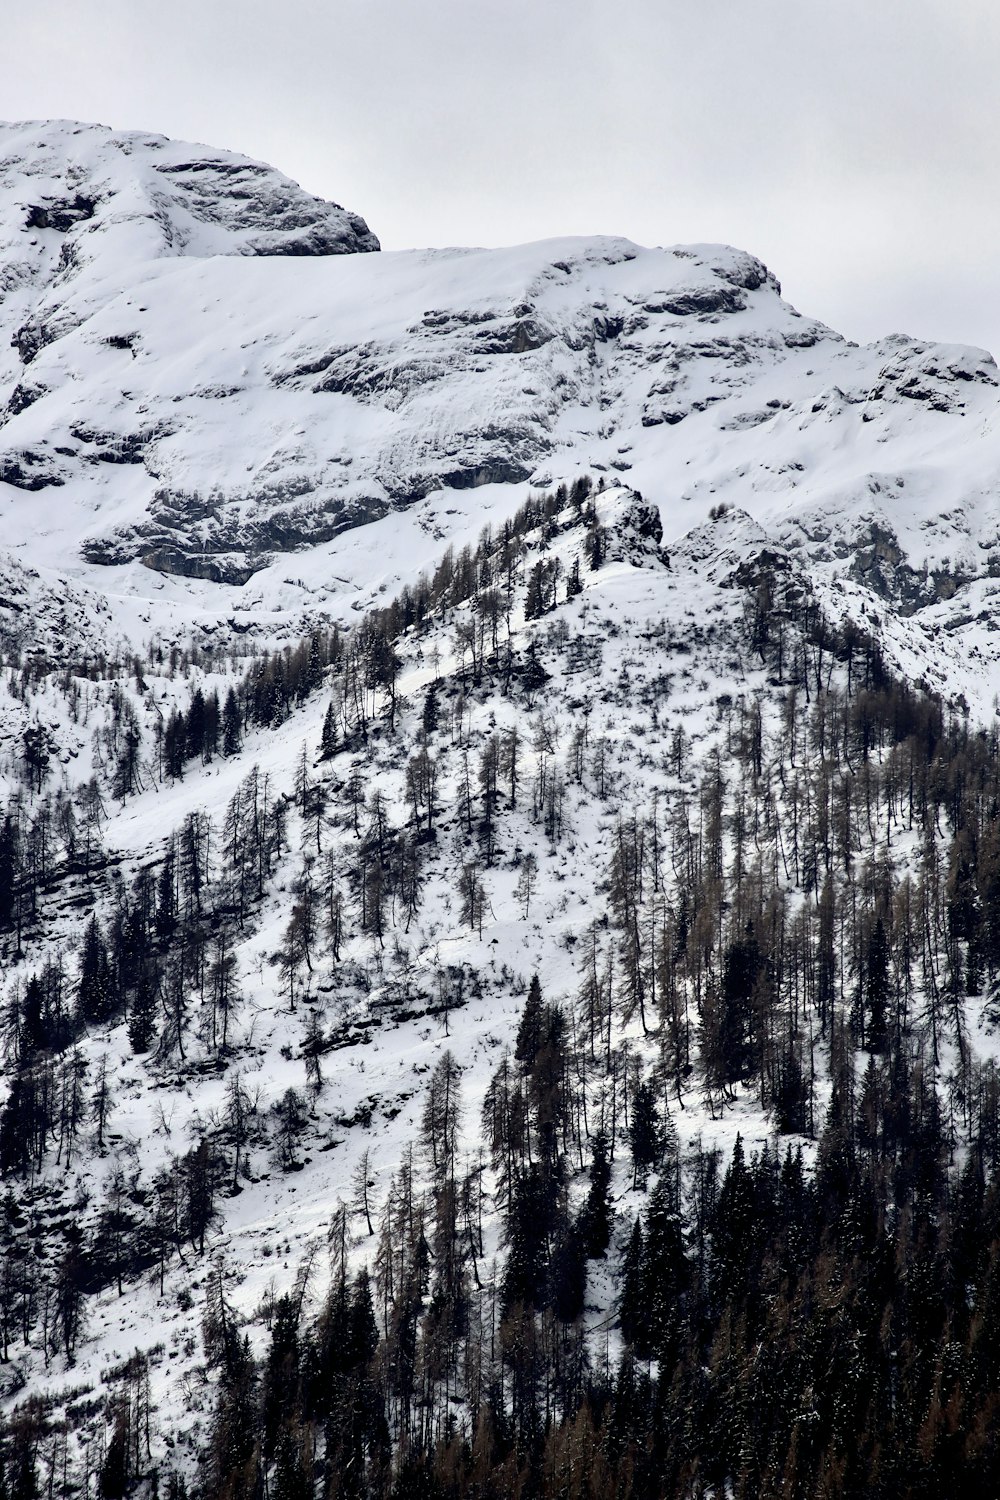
[{"xmin": 0, "ymin": 479, "xmax": 996, "ymax": 1497}]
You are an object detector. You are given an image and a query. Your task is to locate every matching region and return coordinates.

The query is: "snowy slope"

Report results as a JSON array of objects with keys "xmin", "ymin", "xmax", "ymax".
[
  {"xmin": 3, "ymin": 123, "xmax": 1000, "ymax": 1487},
  {"xmin": 0, "ymin": 126, "xmax": 999, "ymax": 714},
  {"xmin": 0, "ymin": 485, "xmax": 826, "ymax": 1437}
]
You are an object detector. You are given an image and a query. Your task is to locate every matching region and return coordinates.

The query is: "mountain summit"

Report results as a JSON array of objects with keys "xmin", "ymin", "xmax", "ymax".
[
  {"xmin": 0, "ymin": 125, "xmax": 998, "ymax": 713},
  {"xmin": 0, "ymin": 120, "xmax": 378, "ymax": 379},
  {"xmin": 0, "ymin": 127, "xmax": 1000, "ymax": 1498}
]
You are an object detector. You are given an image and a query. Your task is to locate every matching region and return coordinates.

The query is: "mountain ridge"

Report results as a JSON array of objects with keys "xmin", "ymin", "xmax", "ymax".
[
  {"xmin": 1, "ymin": 123, "xmax": 999, "ymax": 726},
  {"xmin": 0, "ymin": 123, "xmax": 999, "ymax": 1499}
]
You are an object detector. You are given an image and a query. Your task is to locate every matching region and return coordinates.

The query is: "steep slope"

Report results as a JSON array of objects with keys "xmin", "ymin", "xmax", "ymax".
[
  {"xmin": 0, "ymin": 128, "xmax": 998, "ymax": 713},
  {"xmin": 0, "ymin": 121, "xmax": 377, "ymax": 364},
  {"xmin": 2, "ymin": 125, "xmax": 1000, "ymax": 1497}
]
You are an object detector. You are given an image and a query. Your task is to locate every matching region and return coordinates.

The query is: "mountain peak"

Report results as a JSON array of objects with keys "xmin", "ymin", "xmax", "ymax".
[
  {"xmin": 0, "ymin": 119, "xmax": 378, "ymax": 384},
  {"xmin": 0, "ymin": 119, "xmax": 379, "ymax": 260}
]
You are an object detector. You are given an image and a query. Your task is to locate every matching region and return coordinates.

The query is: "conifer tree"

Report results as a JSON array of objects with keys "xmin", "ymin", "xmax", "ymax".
[
  {"xmin": 582, "ymin": 1130, "xmax": 612, "ymax": 1257},
  {"xmin": 222, "ymin": 687, "xmax": 243, "ymax": 758}
]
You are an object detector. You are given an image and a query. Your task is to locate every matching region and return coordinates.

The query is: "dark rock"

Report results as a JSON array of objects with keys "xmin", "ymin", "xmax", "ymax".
[
  {"xmin": 151, "ymin": 154, "xmax": 379, "ymax": 255},
  {"xmin": 728, "ymin": 547, "xmax": 808, "ymax": 615},
  {"xmin": 645, "ymin": 284, "xmax": 747, "ymax": 317},
  {"xmin": 436, "ymin": 459, "xmax": 534, "ymax": 490},
  {"xmin": 11, "ymin": 319, "xmax": 53, "ymax": 365},
  {"xmin": 471, "ymin": 316, "xmax": 554, "ymax": 354},
  {"xmin": 70, "ymin": 425, "xmax": 163, "ymax": 464},
  {"xmin": 713, "ymin": 254, "xmax": 771, "ymax": 292},
  {"xmin": 784, "ymin": 328, "xmax": 820, "ymax": 348},
  {"xmin": 24, "ymin": 194, "xmax": 95, "ymax": 233},
  {"xmin": 3, "ymin": 381, "xmax": 46, "ymax": 419},
  {"xmin": 419, "ymin": 308, "xmax": 497, "ymax": 332},
  {"xmin": 593, "ymin": 314, "xmax": 624, "ymax": 341},
  {"xmin": 0, "ymin": 451, "xmax": 64, "ymax": 490},
  {"xmin": 139, "ymin": 548, "xmax": 260, "ymax": 586},
  {"xmin": 642, "ymin": 408, "xmax": 687, "ymax": 427},
  {"xmin": 603, "ymin": 493, "xmax": 667, "ymax": 568},
  {"xmin": 868, "ymin": 343, "xmax": 998, "ymax": 414}
]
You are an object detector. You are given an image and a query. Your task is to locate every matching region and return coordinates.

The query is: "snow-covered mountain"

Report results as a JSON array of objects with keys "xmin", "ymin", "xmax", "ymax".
[
  {"xmin": 2, "ymin": 124, "xmax": 1000, "ymax": 1497},
  {"xmin": 3, "ymin": 122, "xmax": 1000, "ymax": 711}
]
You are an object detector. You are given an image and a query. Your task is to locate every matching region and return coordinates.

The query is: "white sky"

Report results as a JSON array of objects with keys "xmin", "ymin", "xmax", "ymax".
[{"xmin": 5, "ymin": 0, "xmax": 1000, "ymax": 352}]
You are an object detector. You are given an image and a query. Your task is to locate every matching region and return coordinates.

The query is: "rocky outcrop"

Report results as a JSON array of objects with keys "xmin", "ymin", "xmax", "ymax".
[
  {"xmin": 866, "ymin": 339, "xmax": 998, "ymax": 416},
  {"xmin": 0, "ymin": 448, "xmax": 64, "ymax": 489},
  {"xmin": 642, "ymin": 283, "xmax": 746, "ymax": 317},
  {"xmin": 23, "ymin": 193, "xmax": 94, "ymax": 233},
  {"xmin": 0, "ymin": 121, "xmax": 378, "ymax": 389},
  {"xmin": 599, "ymin": 489, "xmax": 667, "ymax": 568},
  {"xmin": 2, "ymin": 118, "xmax": 1000, "ymax": 730}
]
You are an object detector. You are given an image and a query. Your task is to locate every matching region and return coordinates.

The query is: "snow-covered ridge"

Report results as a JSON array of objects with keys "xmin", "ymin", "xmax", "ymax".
[
  {"xmin": 0, "ymin": 127, "xmax": 998, "ymax": 1488},
  {"xmin": 0, "ymin": 120, "xmax": 378, "ymax": 387},
  {"xmin": 1, "ymin": 122, "xmax": 1000, "ymax": 708}
]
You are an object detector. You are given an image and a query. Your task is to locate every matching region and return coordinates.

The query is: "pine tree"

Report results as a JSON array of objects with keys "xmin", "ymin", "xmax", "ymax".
[
  {"xmin": 222, "ymin": 688, "xmax": 243, "ymax": 757},
  {"xmin": 271, "ymin": 1425, "xmax": 310, "ymax": 1500},
  {"xmin": 865, "ymin": 915, "xmax": 890, "ymax": 1053},
  {"xmin": 515, "ymin": 975, "xmax": 544, "ymax": 1067},
  {"xmin": 586, "ymin": 522, "xmax": 606, "ymax": 571},
  {"xmin": 204, "ymin": 1303, "xmax": 260, "ymax": 1500},
  {"xmin": 21, "ymin": 724, "xmax": 49, "ymax": 796},
  {"xmin": 112, "ymin": 719, "xmax": 144, "ymax": 800},
  {"xmin": 319, "ymin": 700, "xmax": 337, "ymax": 761},
  {"xmin": 629, "ymin": 1080, "xmax": 660, "ymax": 1187},
  {"xmin": 20, "ymin": 976, "xmax": 46, "ymax": 1056},
  {"xmin": 619, "ymin": 1218, "xmax": 645, "ymax": 1346},
  {"xmin": 261, "ymin": 1295, "xmax": 301, "ymax": 1459},
  {"xmin": 501, "ymin": 1167, "xmax": 551, "ymax": 1314},
  {"xmin": 582, "ymin": 1130, "xmax": 612, "ymax": 1257},
  {"xmin": 163, "ymin": 709, "xmax": 187, "ymax": 781},
  {"xmin": 186, "ymin": 688, "xmax": 207, "ymax": 761},
  {"xmin": 128, "ymin": 971, "xmax": 157, "ymax": 1054},
  {"xmin": 77, "ymin": 915, "xmax": 112, "ymax": 1025},
  {"xmin": 0, "ymin": 815, "xmax": 17, "ymax": 931},
  {"xmin": 99, "ymin": 1398, "xmax": 130, "ymax": 1499},
  {"xmin": 524, "ymin": 562, "xmax": 547, "ymax": 621}
]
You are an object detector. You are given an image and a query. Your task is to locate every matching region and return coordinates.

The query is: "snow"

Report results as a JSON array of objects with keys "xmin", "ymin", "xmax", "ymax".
[
  {"xmin": 0, "ymin": 487, "xmax": 845, "ymax": 1451},
  {"xmin": 1, "ymin": 158, "xmax": 998, "ymax": 704},
  {"xmin": 0, "ymin": 120, "xmax": 999, "ymax": 1477}
]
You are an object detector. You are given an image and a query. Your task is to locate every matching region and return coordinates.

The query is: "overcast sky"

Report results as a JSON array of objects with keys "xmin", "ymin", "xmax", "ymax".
[{"xmin": 6, "ymin": 0, "xmax": 1000, "ymax": 352}]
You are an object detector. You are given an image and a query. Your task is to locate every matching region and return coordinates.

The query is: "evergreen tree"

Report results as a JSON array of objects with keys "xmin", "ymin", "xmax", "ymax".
[
  {"xmin": 619, "ymin": 1218, "xmax": 645, "ymax": 1346},
  {"xmin": 222, "ymin": 688, "xmax": 243, "ymax": 757},
  {"xmin": 203, "ymin": 1274, "xmax": 260, "ymax": 1500},
  {"xmin": 524, "ymin": 562, "xmax": 547, "ymax": 621},
  {"xmin": 586, "ymin": 521, "xmax": 606, "ymax": 570},
  {"xmin": 319, "ymin": 700, "xmax": 338, "ymax": 761},
  {"xmin": 629, "ymin": 1080, "xmax": 660, "ymax": 1187},
  {"xmin": 0, "ymin": 816, "xmax": 16, "ymax": 931},
  {"xmin": 127, "ymin": 971, "xmax": 157, "ymax": 1054},
  {"xmin": 582, "ymin": 1129, "xmax": 612, "ymax": 1258},
  {"xmin": 865, "ymin": 915, "xmax": 891, "ymax": 1052},
  {"xmin": 514, "ymin": 974, "xmax": 544, "ymax": 1067},
  {"xmin": 77, "ymin": 915, "xmax": 113, "ymax": 1025}
]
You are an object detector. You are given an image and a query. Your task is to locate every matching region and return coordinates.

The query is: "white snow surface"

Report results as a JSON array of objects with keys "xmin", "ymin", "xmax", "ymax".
[
  {"xmin": 1, "ymin": 127, "xmax": 999, "ymax": 706},
  {"xmin": 1, "ymin": 122, "xmax": 1000, "ymax": 1476}
]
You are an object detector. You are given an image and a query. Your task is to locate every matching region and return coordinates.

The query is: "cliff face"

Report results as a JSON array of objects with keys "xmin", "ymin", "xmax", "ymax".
[
  {"xmin": 0, "ymin": 119, "xmax": 378, "ymax": 387},
  {"xmin": 2, "ymin": 126, "xmax": 1000, "ymax": 1492},
  {"xmin": 1, "ymin": 131, "xmax": 998, "ymax": 696}
]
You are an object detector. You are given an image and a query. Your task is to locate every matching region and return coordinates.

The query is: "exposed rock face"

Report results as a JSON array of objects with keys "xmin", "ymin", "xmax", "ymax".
[
  {"xmin": 865, "ymin": 338, "xmax": 998, "ymax": 415},
  {"xmin": 0, "ymin": 447, "xmax": 64, "ymax": 489},
  {"xmin": 0, "ymin": 120, "xmax": 378, "ymax": 387},
  {"xmin": 600, "ymin": 490, "xmax": 666, "ymax": 568},
  {"xmin": 0, "ymin": 552, "xmax": 118, "ymax": 660},
  {"xmin": 1, "ymin": 124, "xmax": 1000, "ymax": 705}
]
